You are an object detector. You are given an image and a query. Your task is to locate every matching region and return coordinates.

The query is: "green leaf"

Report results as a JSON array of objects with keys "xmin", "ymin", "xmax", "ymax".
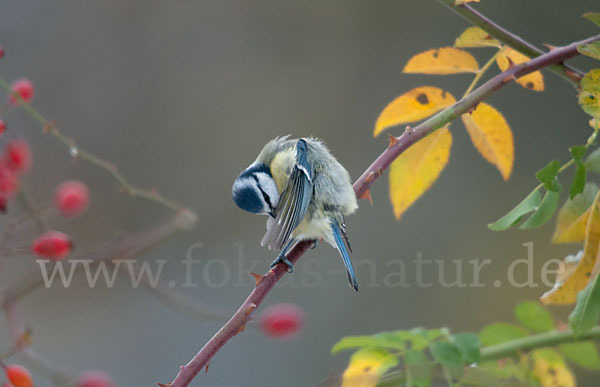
[
  {"xmin": 488, "ymin": 190, "xmax": 542, "ymax": 231},
  {"xmin": 513, "ymin": 301, "xmax": 554, "ymax": 332},
  {"xmin": 570, "ymin": 145, "xmax": 587, "ymax": 164},
  {"xmin": 479, "ymin": 322, "xmax": 528, "ymax": 346},
  {"xmin": 408, "ymin": 327, "xmax": 447, "ymax": 351},
  {"xmin": 570, "ymin": 164, "xmax": 587, "ymax": 199},
  {"xmin": 560, "ymin": 341, "xmax": 600, "ymax": 370},
  {"xmin": 429, "ymin": 341, "xmax": 462, "ymax": 366},
  {"xmin": 405, "ymin": 350, "xmax": 432, "ymax": 387},
  {"xmin": 429, "ymin": 341, "xmax": 463, "ymax": 386},
  {"xmin": 585, "ymin": 147, "xmax": 600, "ymax": 173},
  {"xmin": 331, "ymin": 333, "xmax": 406, "ymax": 354},
  {"xmin": 373, "ymin": 331, "xmax": 408, "ymax": 350},
  {"xmin": 578, "ymin": 42, "xmax": 600, "ymax": 61},
  {"xmin": 450, "ymin": 332, "xmax": 480, "ymax": 363},
  {"xmin": 583, "ymin": 12, "xmax": 600, "ymax": 27},
  {"xmin": 518, "ymin": 190, "xmax": 560, "ymax": 229},
  {"xmin": 568, "ymin": 273, "xmax": 600, "ymax": 336},
  {"xmin": 536, "ymin": 160, "xmax": 562, "ymax": 192}
]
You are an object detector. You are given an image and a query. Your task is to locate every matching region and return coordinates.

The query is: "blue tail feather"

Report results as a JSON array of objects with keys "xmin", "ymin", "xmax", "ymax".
[{"xmin": 331, "ymin": 220, "xmax": 358, "ymax": 291}]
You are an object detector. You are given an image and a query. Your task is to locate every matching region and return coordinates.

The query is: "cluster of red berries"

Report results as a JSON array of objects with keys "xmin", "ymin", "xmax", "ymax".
[
  {"xmin": 0, "ymin": 79, "xmax": 89, "ymax": 261},
  {"xmin": 29, "ymin": 180, "xmax": 90, "ymax": 260},
  {"xmin": 0, "ymin": 76, "xmax": 89, "ymax": 260}
]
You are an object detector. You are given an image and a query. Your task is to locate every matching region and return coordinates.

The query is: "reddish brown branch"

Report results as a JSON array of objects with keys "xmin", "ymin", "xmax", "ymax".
[{"xmin": 168, "ymin": 33, "xmax": 600, "ymax": 387}]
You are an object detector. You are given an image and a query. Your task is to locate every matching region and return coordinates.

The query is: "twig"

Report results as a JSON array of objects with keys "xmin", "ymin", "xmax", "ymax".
[
  {"xmin": 166, "ymin": 28, "xmax": 600, "ymax": 387},
  {"xmin": 2, "ymin": 210, "xmax": 224, "ymax": 323},
  {"xmin": 480, "ymin": 326, "xmax": 600, "ymax": 360},
  {"xmin": 2, "ymin": 298, "xmax": 75, "ymax": 386},
  {"xmin": 438, "ymin": 0, "xmax": 583, "ymax": 88},
  {"xmin": 0, "ymin": 77, "xmax": 191, "ymax": 214}
]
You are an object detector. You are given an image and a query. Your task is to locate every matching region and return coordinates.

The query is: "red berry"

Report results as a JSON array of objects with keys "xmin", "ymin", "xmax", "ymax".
[
  {"xmin": 5, "ymin": 139, "xmax": 32, "ymax": 173},
  {"xmin": 54, "ymin": 180, "xmax": 89, "ymax": 217},
  {"xmin": 9, "ymin": 79, "xmax": 34, "ymax": 105},
  {"xmin": 0, "ymin": 46, "xmax": 4, "ymax": 59},
  {"xmin": 4, "ymin": 364, "xmax": 33, "ymax": 387},
  {"xmin": 76, "ymin": 370, "xmax": 115, "ymax": 387},
  {"xmin": 0, "ymin": 165, "xmax": 19, "ymax": 197},
  {"xmin": 259, "ymin": 303, "xmax": 304, "ymax": 339},
  {"xmin": 0, "ymin": 120, "xmax": 6, "ymax": 134},
  {"xmin": 32, "ymin": 231, "xmax": 72, "ymax": 260}
]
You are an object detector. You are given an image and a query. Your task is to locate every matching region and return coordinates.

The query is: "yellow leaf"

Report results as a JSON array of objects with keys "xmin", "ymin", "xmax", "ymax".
[
  {"xmin": 552, "ymin": 184, "xmax": 598, "ymax": 243},
  {"xmin": 455, "ymin": 27, "xmax": 501, "ymax": 48},
  {"xmin": 496, "ymin": 48, "xmax": 545, "ymax": 91},
  {"xmin": 542, "ymin": 192, "xmax": 600, "ymax": 304},
  {"xmin": 374, "ymin": 87, "xmax": 456, "ymax": 137},
  {"xmin": 403, "ymin": 47, "xmax": 479, "ymax": 75},
  {"xmin": 532, "ymin": 349, "xmax": 575, "ymax": 387},
  {"xmin": 461, "ymin": 103, "xmax": 514, "ymax": 180},
  {"xmin": 554, "ymin": 208, "xmax": 591, "ymax": 244},
  {"xmin": 579, "ymin": 69, "xmax": 600, "ymax": 118},
  {"xmin": 342, "ymin": 348, "xmax": 397, "ymax": 387},
  {"xmin": 389, "ymin": 127, "xmax": 452, "ymax": 220}
]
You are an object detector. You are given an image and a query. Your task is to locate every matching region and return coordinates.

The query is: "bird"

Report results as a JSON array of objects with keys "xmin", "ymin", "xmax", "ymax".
[{"xmin": 232, "ymin": 136, "xmax": 359, "ymax": 291}]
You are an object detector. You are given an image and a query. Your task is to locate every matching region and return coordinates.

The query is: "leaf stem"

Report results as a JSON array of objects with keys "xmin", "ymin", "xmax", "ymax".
[
  {"xmin": 0, "ymin": 77, "xmax": 188, "ymax": 214},
  {"xmin": 462, "ymin": 46, "xmax": 507, "ymax": 98},
  {"xmin": 480, "ymin": 326, "xmax": 600, "ymax": 361}
]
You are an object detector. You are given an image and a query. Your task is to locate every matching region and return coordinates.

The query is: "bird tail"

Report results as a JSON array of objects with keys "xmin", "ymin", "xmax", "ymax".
[{"xmin": 331, "ymin": 220, "xmax": 358, "ymax": 291}]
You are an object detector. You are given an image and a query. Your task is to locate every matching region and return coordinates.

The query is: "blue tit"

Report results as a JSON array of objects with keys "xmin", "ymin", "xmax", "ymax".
[{"xmin": 232, "ymin": 136, "xmax": 359, "ymax": 291}]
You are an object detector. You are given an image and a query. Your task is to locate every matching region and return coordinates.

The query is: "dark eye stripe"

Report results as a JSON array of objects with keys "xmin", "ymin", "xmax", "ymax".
[{"xmin": 258, "ymin": 186, "xmax": 273, "ymax": 210}]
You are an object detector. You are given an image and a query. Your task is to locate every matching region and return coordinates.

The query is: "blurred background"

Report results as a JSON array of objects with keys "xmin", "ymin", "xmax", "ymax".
[{"xmin": 0, "ymin": 0, "xmax": 599, "ymax": 385}]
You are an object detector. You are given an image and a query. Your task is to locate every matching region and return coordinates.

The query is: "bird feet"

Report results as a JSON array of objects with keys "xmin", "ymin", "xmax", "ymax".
[{"xmin": 270, "ymin": 253, "xmax": 294, "ymax": 273}]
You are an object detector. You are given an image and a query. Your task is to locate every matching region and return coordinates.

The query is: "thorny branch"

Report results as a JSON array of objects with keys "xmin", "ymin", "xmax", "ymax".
[
  {"xmin": 438, "ymin": 0, "xmax": 584, "ymax": 88},
  {"xmin": 167, "ymin": 22, "xmax": 600, "ymax": 387}
]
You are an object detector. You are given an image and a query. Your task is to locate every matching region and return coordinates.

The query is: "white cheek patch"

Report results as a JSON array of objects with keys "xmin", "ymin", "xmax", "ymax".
[
  {"xmin": 255, "ymin": 172, "xmax": 279, "ymax": 209},
  {"xmin": 232, "ymin": 177, "xmax": 253, "ymax": 195}
]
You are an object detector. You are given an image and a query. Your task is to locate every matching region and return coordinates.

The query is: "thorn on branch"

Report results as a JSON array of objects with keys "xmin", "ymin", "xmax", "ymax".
[
  {"xmin": 250, "ymin": 272, "xmax": 264, "ymax": 286},
  {"xmin": 543, "ymin": 43, "xmax": 558, "ymax": 51},
  {"xmin": 387, "ymin": 134, "xmax": 399, "ymax": 147},
  {"xmin": 236, "ymin": 324, "xmax": 246, "ymax": 335},
  {"xmin": 502, "ymin": 74, "xmax": 517, "ymax": 84},
  {"xmin": 467, "ymin": 102, "xmax": 480, "ymax": 114},
  {"xmin": 505, "ymin": 56, "xmax": 516, "ymax": 69},
  {"xmin": 358, "ymin": 189, "xmax": 373, "ymax": 205}
]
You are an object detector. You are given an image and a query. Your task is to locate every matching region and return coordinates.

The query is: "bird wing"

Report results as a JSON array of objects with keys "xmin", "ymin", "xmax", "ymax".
[{"xmin": 261, "ymin": 139, "xmax": 313, "ymax": 251}]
